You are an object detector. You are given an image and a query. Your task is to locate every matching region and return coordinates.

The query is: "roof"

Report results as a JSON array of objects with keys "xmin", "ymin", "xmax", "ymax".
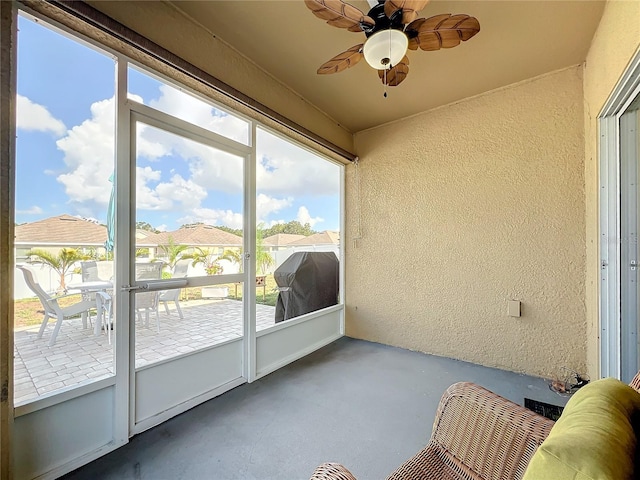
[
  {"xmin": 135, "ymin": 229, "xmax": 153, "ymax": 239},
  {"xmin": 262, "ymin": 234, "xmax": 306, "ymax": 246},
  {"xmin": 142, "ymin": 224, "xmax": 242, "ymax": 247},
  {"xmin": 15, "ymin": 214, "xmax": 107, "ymax": 245},
  {"xmin": 287, "ymin": 231, "xmax": 340, "ymax": 246}
]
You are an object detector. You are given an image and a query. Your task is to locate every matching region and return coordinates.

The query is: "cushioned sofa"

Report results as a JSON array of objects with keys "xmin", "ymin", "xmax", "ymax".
[{"xmin": 310, "ymin": 372, "xmax": 640, "ymax": 480}]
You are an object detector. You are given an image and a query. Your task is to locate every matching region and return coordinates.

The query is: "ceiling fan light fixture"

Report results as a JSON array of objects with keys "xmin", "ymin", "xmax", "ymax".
[{"xmin": 363, "ymin": 29, "xmax": 408, "ymax": 70}]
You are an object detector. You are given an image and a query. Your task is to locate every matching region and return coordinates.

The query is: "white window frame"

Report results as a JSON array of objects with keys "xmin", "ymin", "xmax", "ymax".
[{"xmin": 599, "ymin": 49, "xmax": 640, "ymax": 379}]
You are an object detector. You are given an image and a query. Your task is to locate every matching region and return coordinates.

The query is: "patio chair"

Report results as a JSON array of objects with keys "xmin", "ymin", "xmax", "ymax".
[
  {"xmin": 82, "ymin": 260, "xmax": 113, "ymax": 282},
  {"xmin": 81, "ymin": 260, "xmax": 99, "ymax": 282},
  {"xmin": 310, "ymin": 381, "xmax": 556, "ymax": 480},
  {"xmin": 135, "ymin": 262, "xmax": 162, "ymax": 332},
  {"xmin": 95, "ymin": 291, "xmax": 112, "ymax": 344},
  {"xmin": 80, "ymin": 260, "xmax": 100, "ymax": 304},
  {"xmin": 96, "ymin": 260, "xmax": 114, "ymax": 281},
  {"xmin": 157, "ymin": 259, "xmax": 190, "ymax": 319},
  {"xmin": 80, "ymin": 260, "xmax": 113, "ymax": 331},
  {"xmin": 17, "ymin": 264, "xmax": 95, "ymax": 346}
]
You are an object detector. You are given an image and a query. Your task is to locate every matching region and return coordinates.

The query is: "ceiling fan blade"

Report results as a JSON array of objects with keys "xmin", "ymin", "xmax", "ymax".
[
  {"xmin": 384, "ymin": 0, "xmax": 430, "ymax": 25},
  {"xmin": 378, "ymin": 56, "xmax": 410, "ymax": 86},
  {"xmin": 304, "ymin": 0, "xmax": 375, "ymax": 32},
  {"xmin": 406, "ymin": 14, "xmax": 480, "ymax": 51},
  {"xmin": 317, "ymin": 44, "xmax": 364, "ymax": 74}
]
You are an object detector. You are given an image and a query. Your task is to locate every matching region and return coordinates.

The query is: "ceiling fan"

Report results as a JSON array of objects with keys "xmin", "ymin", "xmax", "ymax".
[{"xmin": 304, "ymin": 0, "xmax": 480, "ymax": 88}]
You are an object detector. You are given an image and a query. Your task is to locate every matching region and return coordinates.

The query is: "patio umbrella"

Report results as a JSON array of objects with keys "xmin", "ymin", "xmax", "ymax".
[{"xmin": 104, "ymin": 172, "xmax": 115, "ymax": 254}]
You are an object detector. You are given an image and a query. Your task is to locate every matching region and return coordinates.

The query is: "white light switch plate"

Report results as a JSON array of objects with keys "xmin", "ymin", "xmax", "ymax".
[{"xmin": 508, "ymin": 300, "xmax": 521, "ymax": 317}]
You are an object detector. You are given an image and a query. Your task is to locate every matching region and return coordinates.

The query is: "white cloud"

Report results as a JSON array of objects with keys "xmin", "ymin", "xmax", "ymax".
[
  {"xmin": 296, "ymin": 206, "xmax": 324, "ymax": 227},
  {"xmin": 55, "ymin": 95, "xmax": 188, "ymax": 219},
  {"xmin": 175, "ymin": 193, "xmax": 292, "ymax": 230},
  {"xmin": 16, "ymin": 94, "xmax": 66, "ymax": 136},
  {"xmin": 136, "ymin": 122, "xmax": 170, "ymax": 159},
  {"xmin": 51, "ymin": 86, "xmax": 339, "ymax": 228},
  {"xmin": 183, "ymin": 141, "xmax": 243, "ymax": 194},
  {"xmin": 135, "ymin": 166, "xmax": 167, "ymax": 210},
  {"xmin": 16, "ymin": 205, "xmax": 43, "ymax": 215},
  {"xmin": 156, "ymin": 224, "xmax": 168, "ymax": 232},
  {"xmin": 256, "ymin": 129, "xmax": 341, "ymax": 196},
  {"xmin": 56, "ymin": 98, "xmax": 115, "ymax": 207},
  {"xmin": 143, "ymin": 85, "xmax": 340, "ymax": 199},
  {"xmin": 136, "ymin": 120, "xmax": 243, "ymax": 194},
  {"xmin": 155, "ymin": 174, "xmax": 207, "ymax": 210},
  {"xmin": 257, "ymin": 193, "xmax": 292, "ymax": 221},
  {"xmin": 178, "ymin": 208, "xmax": 244, "ymax": 230},
  {"xmin": 150, "ymin": 84, "xmax": 249, "ymax": 144}
]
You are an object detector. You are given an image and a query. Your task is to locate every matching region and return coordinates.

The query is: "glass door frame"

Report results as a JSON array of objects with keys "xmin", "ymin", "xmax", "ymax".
[
  {"xmin": 114, "ymin": 61, "xmax": 255, "ymax": 435},
  {"xmin": 599, "ymin": 48, "xmax": 640, "ymax": 380}
]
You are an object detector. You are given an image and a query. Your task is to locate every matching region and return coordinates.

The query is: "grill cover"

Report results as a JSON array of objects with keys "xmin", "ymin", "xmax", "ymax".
[{"xmin": 274, "ymin": 251, "xmax": 339, "ymax": 323}]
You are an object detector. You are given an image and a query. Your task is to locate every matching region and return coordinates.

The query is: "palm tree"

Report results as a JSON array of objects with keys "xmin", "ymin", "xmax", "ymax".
[
  {"xmin": 256, "ymin": 248, "xmax": 274, "ymax": 276},
  {"xmin": 25, "ymin": 248, "xmax": 88, "ymax": 292},
  {"xmin": 188, "ymin": 247, "xmax": 223, "ymax": 275},
  {"xmin": 158, "ymin": 236, "xmax": 189, "ymax": 270},
  {"xmin": 219, "ymin": 229, "xmax": 274, "ymax": 275},
  {"xmin": 256, "ymin": 227, "xmax": 274, "ymax": 275},
  {"xmin": 220, "ymin": 248, "xmax": 242, "ymax": 272}
]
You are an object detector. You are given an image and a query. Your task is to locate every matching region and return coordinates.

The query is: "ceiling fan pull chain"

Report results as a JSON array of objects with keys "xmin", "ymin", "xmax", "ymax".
[
  {"xmin": 385, "ymin": 29, "xmax": 391, "ymax": 98},
  {"xmin": 383, "ymin": 69, "xmax": 388, "ymax": 98}
]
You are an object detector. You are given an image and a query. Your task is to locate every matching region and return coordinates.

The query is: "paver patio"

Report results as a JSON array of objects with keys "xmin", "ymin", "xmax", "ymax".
[{"xmin": 14, "ymin": 298, "xmax": 277, "ymax": 406}]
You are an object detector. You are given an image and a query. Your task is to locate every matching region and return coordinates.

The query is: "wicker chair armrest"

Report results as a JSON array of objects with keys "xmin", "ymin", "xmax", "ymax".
[
  {"xmin": 310, "ymin": 462, "xmax": 358, "ymax": 480},
  {"xmin": 388, "ymin": 382, "xmax": 554, "ymax": 480},
  {"xmin": 629, "ymin": 371, "xmax": 640, "ymax": 393}
]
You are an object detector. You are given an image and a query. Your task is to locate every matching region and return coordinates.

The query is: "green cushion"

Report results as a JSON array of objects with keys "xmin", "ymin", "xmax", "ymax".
[{"xmin": 523, "ymin": 378, "xmax": 640, "ymax": 480}]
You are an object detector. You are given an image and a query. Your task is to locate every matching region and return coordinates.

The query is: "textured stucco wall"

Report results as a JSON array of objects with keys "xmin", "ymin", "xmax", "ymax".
[
  {"xmin": 583, "ymin": 0, "xmax": 640, "ymax": 378},
  {"xmin": 347, "ymin": 67, "xmax": 586, "ymax": 378},
  {"xmin": 84, "ymin": 0, "xmax": 353, "ymax": 154}
]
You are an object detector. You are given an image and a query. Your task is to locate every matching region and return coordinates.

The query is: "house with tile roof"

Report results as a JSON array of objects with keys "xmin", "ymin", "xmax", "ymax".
[
  {"xmin": 271, "ymin": 231, "xmax": 340, "ymax": 272},
  {"xmin": 286, "ymin": 231, "xmax": 339, "ymax": 247},
  {"xmin": 262, "ymin": 233, "xmax": 305, "ymax": 254},
  {"xmin": 141, "ymin": 224, "xmax": 243, "ymax": 268},
  {"xmin": 142, "ymin": 224, "xmax": 242, "ymax": 250},
  {"xmin": 15, "ymin": 214, "xmax": 109, "ymax": 260}
]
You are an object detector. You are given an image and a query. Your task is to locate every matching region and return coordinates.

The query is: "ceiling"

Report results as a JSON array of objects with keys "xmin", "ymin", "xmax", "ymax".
[{"xmin": 166, "ymin": 1, "xmax": 605, "ymax": 132}]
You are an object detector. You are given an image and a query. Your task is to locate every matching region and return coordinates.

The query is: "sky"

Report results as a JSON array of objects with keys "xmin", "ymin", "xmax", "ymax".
[{"xmin": 15, "ymin": 14, "xmax": 341, "ymax": 233}]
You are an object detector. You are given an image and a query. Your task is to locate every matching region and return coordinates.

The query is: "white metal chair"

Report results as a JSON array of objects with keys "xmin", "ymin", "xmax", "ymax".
[
  {"xmin": 157, "ymin": 259, "xmax": 190, "ymax": 319},
  {"xmin": 81, "ymin": 260, "xmax": 114, "ymax": 283},
  {"xmin": 135, "ymin": 263, "xmax": 162, "ymax": 332},
  {"xmin": 96, "ymin": 260, "xmax": 114, "ymax": 281},
  {"xmin": 95, "ymin": 291, "xmax": 112, "ymax": 344},
  {"xmin": 17, "ymin": 264, "xmax": 95, "ymax": 346},
  {"xmin": 80, "ymin": 260, "xmax": 114, "ymax": 335},
  {"xmin": 80, "ymin": 260, "xmax": 99, "ymax": 304}
]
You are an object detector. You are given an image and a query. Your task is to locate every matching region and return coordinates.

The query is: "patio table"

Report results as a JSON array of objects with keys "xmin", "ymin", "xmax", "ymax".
[{"xmin": 67, "ymin": 281, "xmax": 113, "ymax": 335}]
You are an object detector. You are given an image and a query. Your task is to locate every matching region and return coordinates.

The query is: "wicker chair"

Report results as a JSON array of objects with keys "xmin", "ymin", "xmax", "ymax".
[{"xmin": 312, "ymin": 374, "xmax": 640, "ymax": 480}]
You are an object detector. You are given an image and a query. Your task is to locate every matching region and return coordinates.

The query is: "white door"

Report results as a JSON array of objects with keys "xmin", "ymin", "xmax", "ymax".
[
  {"xmin": 126, "ymin": 107, "xmax": 252, "ymax": 433},
  {"xmin": 620, "ymin": 99, "xmax": 640, "ymax": 382}
]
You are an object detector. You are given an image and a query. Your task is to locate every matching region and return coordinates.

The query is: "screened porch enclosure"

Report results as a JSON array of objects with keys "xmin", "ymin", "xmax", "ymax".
[{"xmin": 11, "ymin": 8, "xmax": 345, "ymax": 480}]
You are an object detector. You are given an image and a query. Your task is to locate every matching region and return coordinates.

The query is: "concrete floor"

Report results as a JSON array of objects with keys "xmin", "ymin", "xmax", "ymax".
[{"xmin": 61, "ymin": 337, "xmax": 567, "ymax": 480}]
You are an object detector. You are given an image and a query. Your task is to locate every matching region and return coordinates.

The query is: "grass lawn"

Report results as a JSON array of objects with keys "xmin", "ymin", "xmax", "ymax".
[
  {"xmin": 14, "ymin": 294, "xmax": 87, "ymax": 329},
  {"xmin": 15, "ymin": 275, "xmax": 280, "ymax": 329}
]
